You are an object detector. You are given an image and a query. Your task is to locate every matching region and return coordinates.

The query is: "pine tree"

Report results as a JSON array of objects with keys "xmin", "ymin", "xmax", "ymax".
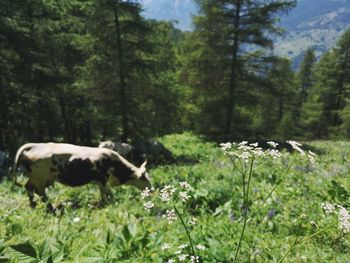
[
  {"xmin": 185, "ymin": 0, "xmax": 295, "ymax": 139},
  {"xmin": 77, "ymin": 0, "xmax": 180, "ymax": 140},
  {"xmin": 260, "ymin": 58, "xmax": 296, "ymax": 139},
  {"xmin": 297, "ymin": 48, "xmax": 316, "ymax": 104}
]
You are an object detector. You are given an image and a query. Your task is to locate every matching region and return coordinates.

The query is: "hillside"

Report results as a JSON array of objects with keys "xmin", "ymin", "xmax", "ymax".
[
  {"xmin": 275, "ymin": 0, "xmax": 350, "ymax": 66},
  {"xmin": 141, "ymin": 0, "xmax": 350, "ymax": 65}
]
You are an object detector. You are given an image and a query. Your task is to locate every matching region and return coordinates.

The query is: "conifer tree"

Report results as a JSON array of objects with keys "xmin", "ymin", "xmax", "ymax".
[
  {"xmin": 186, "ymin": 0, "xmax": 295, "ymax": 139},
  {"xmin": 260, "ymin": 58, "xmax": 296, "ymax": 138},
  {"xmin": 297, "ymin": 48, "xmax": 316, "ymax": 104},
  {"xmin": 301, "ymin": 30, "xmax": 350, "ymax": 138}
]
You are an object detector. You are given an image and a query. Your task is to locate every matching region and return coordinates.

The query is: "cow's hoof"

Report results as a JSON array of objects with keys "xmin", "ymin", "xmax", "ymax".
[
  {"xmin": 98, "ymin": 201, "xmax": 108, "ymax": 208},
  {"xmin": 46, "ymin": 203, "xmax": 56, "ymax": 214}
]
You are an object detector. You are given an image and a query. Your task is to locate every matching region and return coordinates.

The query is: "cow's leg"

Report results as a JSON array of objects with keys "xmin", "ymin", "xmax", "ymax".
[
  {"xmin": 35, "ymin": 186, "xmax": 55, "ymax": 212},
  {"xmin": 25, "ymin": 181, "xmax": 36, "ymax": 208},
  {"xmin": 98, "ymin": 183, "xmax": 112, "ymax": 204}
]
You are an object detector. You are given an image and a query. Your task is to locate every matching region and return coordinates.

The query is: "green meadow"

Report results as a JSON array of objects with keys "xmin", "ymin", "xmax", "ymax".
[{"xmin": 1, "ymin": 133, "xmax": 350, "ymax": 262}]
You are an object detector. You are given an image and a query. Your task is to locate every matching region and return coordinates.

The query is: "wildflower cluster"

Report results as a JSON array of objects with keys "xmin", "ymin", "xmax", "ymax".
[
  {"xmin": 220, "ymin": 141, "xmax": 274, "ymax": 161},
  {"xmin": 322, "ymin": 202, "xmax": 350, "ymax": 233},
  {"xmin": 161, "ymin": 243, "xmax": 203, "ymax": 263},
  {"xmin": 142, "ymin": 183, "xmax": 191, "ymax": 215},
  {"xmin": 220, "ymin": 140, "xmax": 316, "ymax": 163},
  {"xmin": 141, "ymin": 182, "xmax": 201, "ymax": 261},
  {"xmin": 142, "ymin": 182, "xmax": 193, "ymax": 213},
  {"xmin": 287, "ymin": 140, "xmax": 316, "ymax": 164}
]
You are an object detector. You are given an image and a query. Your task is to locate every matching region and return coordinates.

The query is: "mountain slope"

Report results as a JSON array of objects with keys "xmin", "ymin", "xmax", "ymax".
[
  {"xmin": 141, "ymin": 0, "xmax": 350, "ymax": 64},
  {"xmin": 275, "ymin": 0, "xmax": 350, "ymax": 66}
]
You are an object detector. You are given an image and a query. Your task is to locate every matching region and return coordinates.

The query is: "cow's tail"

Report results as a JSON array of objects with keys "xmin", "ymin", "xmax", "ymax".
[{"xmin": 13, "ymin": 143, "xmax": 33, "ymax": 186}]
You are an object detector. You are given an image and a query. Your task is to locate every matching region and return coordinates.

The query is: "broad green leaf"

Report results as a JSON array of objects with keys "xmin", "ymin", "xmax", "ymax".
[
  {"xmin": 47, "ymin": 255, "xmax": 53, "ymax": 263},
  {"xmin": 38, "ymin": 241, "xmax": 51, "ymax": 260},
  {"xmin": 122, "ymin": 225, "xmax": 131, "ymax": 242},
  {"xmin": 10, "ymin": 243, "xmax": 37, "ymax": 259},
  {"xmin": 127, "ymin": 223, "xmax": 137, "ymax": 238},
  {"xmin": 0, "ymin": 256, "xmax": 10, "ymax": 263}
]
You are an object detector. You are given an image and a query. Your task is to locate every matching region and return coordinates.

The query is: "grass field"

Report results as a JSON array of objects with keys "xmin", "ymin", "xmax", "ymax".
[{"xmin": 1, "ymin": 133, "xmax": 350, "ymax": 262}]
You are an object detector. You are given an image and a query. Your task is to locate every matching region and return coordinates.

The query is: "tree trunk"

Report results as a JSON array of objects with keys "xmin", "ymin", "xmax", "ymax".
[
  {"xmin": 0, "ymin": 81, "xmax": 5, "ymax": 149},
  {"xmin": 279, "ymin": 91, "xmax": 284, "ymax": 122},
  {"xmin": 113, "ymin": 1, "xmax": 129, "ymax": 142},
  {"xmin": 0, "ymin": 118, "xmax": 4, "ymax": 150},
  {"xmin": 59, "ymin": 97, "xmax": 72, "ymax": 142},
  {"xmin": 225, "ymin": 0, "xmax": 241, "ymax": 139}
]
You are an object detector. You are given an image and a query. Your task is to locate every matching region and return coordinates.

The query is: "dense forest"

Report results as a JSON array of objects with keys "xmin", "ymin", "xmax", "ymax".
[{"xmin": 1, "ymin": 0, "xmax": 350, "ymax": 153}]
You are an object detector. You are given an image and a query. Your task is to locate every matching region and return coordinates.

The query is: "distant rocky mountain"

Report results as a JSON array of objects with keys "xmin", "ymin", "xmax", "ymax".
[
  {"xmin": 141, "ymin": 0, "xmax": 350, "ymax": 66},
  {"xmin": 141, "ymin": 0, "xmax": 196, "ymax": 31},
  {"xmin": 275, "ymin": 0, "xmax": 350, "ymax": 67}
]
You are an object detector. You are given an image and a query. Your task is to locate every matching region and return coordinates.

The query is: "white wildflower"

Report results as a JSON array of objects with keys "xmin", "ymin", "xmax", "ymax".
[
  {"xmin": 337, "ymin": 205, "xmax": 350, "ymax": 233},
  {"xmin": 189, "ymin": 217, "xmax": 198, "ymax": 226},
  {"xmin": 141, "ymin": 187, "xmax": 151, "ymax": 199},
  {"xmin": 190, "ymin": 256, "xmax": 200, "ymax": 263},
  {"xmin": 238, "ymin": 141, "xmax": 248, "ymax": 146},
  {"xmin": 174, "ymin": 250, "xmax": 182, "ymax": 255},
  {"xmin": 322, "ymin": 202, "xmax": 335, "ymax": 215},
  {"xmin": 178, "ymin": 254, "xmax": 188, "ymax": 261},
  {"xmin": 178, "ymin": 244, "xmax": 188, "ymax": 249},
  {"xmin": 180, "ymin": 181, "xmax": 191, "ymax": 189},
  {"xmin": 161, "ymin": 243, "xmax": 171, "ymax": 250},
  {"xmin": 220, "ymin": 142, "xmax": 232, "ymax": 151},
  {"xmin": 286, "ymin": 140, "xmax": 305, "ymax": 156},
  {"xmin": 167, "ymin": 259, "xmax": 175, "ymax": 263},
  {"xmin": 196, "ymin": 244, "xmax": 206, "ymax": 250},
  {"xmin": 160, "ymin": 185, "xmax": 176, "ymax": 202},
  {"xmin": 235, "ymin": 150, "xmax": 252, "ymax": 161},
  {"xmin": 144, "ymin": 201, "xmax": 154, "ymax": 211},
  {"xmin": 252, "ymin": 147, "xmax": 264, "ymax": 157},
  {"xmin": 267, "ymin": 149, "xmax": 281, "ymax": 159},
  {"xmin": 162, "ymin": 209, "xmax": 177, "ymax": 223},
  {"xmin": 250, "ymin": 142, "xmax": 258, "ymax": 147},
  {"xmin": 73, "ymin": 217, "xmax": 80, "ymax": 223},
  {"xmin": 179, "ymin": 191, "xmax": 190, "ymax": 202},
  {"xmin": 267, "ymin": 141, "xmax": 279, "ymax": 148}
]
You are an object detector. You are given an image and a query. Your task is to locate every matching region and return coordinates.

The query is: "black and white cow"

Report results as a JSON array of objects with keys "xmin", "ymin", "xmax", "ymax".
[
  {"xmin": 98, "ymin": 140, "xmax": 134, "ymax": 157},
  {"xmin": 13, "ymin": 143, "xmax": 151, "ymax": 207}
]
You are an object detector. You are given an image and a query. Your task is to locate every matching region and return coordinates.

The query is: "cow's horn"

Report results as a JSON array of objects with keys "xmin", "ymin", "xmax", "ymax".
[{"xmin": 141, "ymin": 160, "xmax": 147, "ymax": 168}]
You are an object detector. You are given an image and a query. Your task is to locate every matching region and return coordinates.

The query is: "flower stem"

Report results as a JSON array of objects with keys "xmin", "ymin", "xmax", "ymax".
[
  {"xmin": 245, "ymin": 158, "xmax": 254, "ymax": 207},
  {"xmin": 278, "ymin": 236, "xmax": 299, "ymax": 263},
  {"xmin": 233, "ymin": 158, "xmax": 254, "ymax": 263},
  {"xmin": 233, "ymin": 213, "xmax": 248, "ymax": 262},
  {"xmin": 174, "ymin": 204, "xmax": 197, "ymax": 258},
  {"xmin": 278, "ymin": 223, "xmax": 336, "ymax": 263}
]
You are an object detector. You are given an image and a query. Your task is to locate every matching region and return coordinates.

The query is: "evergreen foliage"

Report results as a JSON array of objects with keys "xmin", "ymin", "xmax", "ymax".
[
  {"xmin": 181, "ymin": 0, "xmax": 296, "ymax": 139},
  {"xmin": 2, "ymin": 0, "xmax": 350, "ymax": 153}
]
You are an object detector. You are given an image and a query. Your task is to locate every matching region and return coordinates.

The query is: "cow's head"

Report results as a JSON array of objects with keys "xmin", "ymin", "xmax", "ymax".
[{"xmin": 126, "ymin": 161, "xmax": 151, "ymax": 190}]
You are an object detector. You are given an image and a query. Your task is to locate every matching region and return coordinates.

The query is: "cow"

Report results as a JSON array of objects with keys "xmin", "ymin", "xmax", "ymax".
[
  {"xmin": 131, "ymin": 139, "xmax": 175, "ymax": 166},
  {"xmin": 99, "ymin": 139, "xmax": 174, "ymax": 166},
  {"xmin": 13, "ymin": 143, "xmax": 151, "ymax": 208},
  {"xmin": 98, "ymin": 140, "xmax": 134, "ymax": 157}
]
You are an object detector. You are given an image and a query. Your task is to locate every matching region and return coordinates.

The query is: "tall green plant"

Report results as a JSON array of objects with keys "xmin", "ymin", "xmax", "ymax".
[{"xmin": 220, "ymin": 140, "xmax": 315, "ymax": 261}]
